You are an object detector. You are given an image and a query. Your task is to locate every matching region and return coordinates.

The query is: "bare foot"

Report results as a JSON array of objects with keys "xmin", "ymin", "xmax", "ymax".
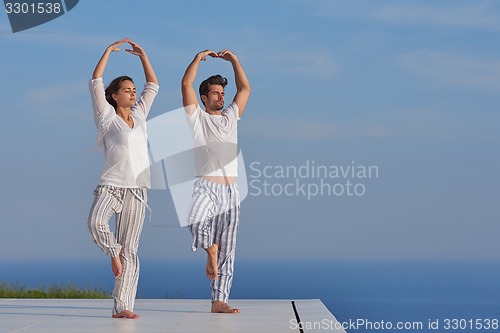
[
  {"xmin": 204, "ymin": 244, "xmax": 218, "ymax": 280},
  {"xmin": 211, "ymin": 301, "xmax": 240, "ymax": 314},
  {"xmin": 111, "ymin": 256, "xmax": 122, "ymax": 277},
  {"xmin": 112, "ymin": 310, "xmax": 139, "ymax": 319}
]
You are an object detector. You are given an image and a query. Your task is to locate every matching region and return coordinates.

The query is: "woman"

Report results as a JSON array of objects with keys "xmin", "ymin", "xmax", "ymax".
[{"xmin": 87, "ymin": 38, "xmax": 159, "ymax": 319}]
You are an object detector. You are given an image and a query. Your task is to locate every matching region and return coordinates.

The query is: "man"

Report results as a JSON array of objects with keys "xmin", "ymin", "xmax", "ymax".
[{"xmin": 181, "ymin": 49, "xmax": 250, "ymax": 313}]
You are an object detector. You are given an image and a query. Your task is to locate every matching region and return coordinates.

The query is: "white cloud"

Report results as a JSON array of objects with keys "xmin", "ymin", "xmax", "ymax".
[
  {"xmin": 251, "ymin": 49, "xmax": 340, "ymax": 81},
  {"xmin": 242, "ymin": 118, "xmax": 342, "ymax": 140},
  {"xmin": 372, "ymin": 1, "xmax": 500, "ymax": 30},
  {"xmin": 399, "ymin": 50, "xmax": 500, "ymax": 89},
  {"xmin": 24, "ymin": 80, "xmax": 91, "ymax": 120},
  {"xmin": 275, "ymin": 52, "xmax": 340, "ymax": 80},
  {"xmin": 301, "ymin": 0, "xmax": 500, "ymax": 31},
  {"xmin": 241, "ymin": 116, "xmax": 388, "ymax": 140},
  {"xmin": 242, "ymin": 104, "xmax": 466, "ymax": 140},
  {"xmin": 3, "ymin": 30, "xmax": 113, "ymax": 49},
  {"xmin": 27, "ymin": 80, "xmax": 83, "ymax": 103}
]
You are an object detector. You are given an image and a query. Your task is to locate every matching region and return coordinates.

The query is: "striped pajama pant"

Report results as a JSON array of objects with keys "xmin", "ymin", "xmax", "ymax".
[
  {"xmin": 87, "ymin": 185, "xmax": 147, "ymax": 315},
  {"xmin": 187, "ymin": 178, "xmax": 240, "ymax": 303}
]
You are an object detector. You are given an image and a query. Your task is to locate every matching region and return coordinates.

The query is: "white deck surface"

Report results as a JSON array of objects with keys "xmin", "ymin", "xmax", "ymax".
[{"xmin": 0, "ymin": 298, "xmax": 346, "ymax": 333}]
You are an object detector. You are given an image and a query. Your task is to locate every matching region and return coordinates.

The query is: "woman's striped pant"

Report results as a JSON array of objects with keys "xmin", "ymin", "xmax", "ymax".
[
  {"xmin": 87, "ymin": 185, "xmax": 147, "ymax": 315},
  {"xmin": 187, "ymin": 178, "xmax": 240, "ymax": 304}
]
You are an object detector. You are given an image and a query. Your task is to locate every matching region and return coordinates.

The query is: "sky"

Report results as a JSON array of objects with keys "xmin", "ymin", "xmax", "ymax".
[{"xmin": 0, "ymin": 0, "xmax": 499, "ymax": 264}]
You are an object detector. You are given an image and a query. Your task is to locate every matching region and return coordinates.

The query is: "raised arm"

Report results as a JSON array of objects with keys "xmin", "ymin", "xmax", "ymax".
[
  {"xmin": 92, "ymin": 38, "xmax": 130, "ymax": 79},
  {"xmin": 218, "ymin": 50, "xmax": 251, "ymax": 117},
  {"xmin": 126, "ymin": 41, "xmax": 158, "ymax": 85},
  {"xmin": 181, "ymin": 50, "xmax": 218, "ymax": 115}
]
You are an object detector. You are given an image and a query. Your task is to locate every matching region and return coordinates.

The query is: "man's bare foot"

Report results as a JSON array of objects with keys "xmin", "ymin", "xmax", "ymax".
[
  {"xmin": 112, "ymin": 310, "xmax": 139, "ymax": 319},
  {"xmin": 204, "ymin": 244, "xmax": 218, "ymax": 280},
  {"xmin": 111, "ymin": 256, "xmax": 122, "ymax": 277},
  {"xmin": 211, "ymin": 301, "xmax": 240, "ymax": 314}
]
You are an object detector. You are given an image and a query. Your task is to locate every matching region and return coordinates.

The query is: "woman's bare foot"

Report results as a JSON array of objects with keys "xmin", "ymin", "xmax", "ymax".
[
  {"xmin": 111, "ymin": 256, "xmax": 122, "ymax": 277},
  {"xmin": 112, "ymin": 310, "xmax": 140, "ymax": 319},
  {"xmin": 204, "ymin": 244, "xmax": 218, "ymax": 280},
  {"xmin": 211, "ymin": 301, "xmax": 240, "ymax": 313}
]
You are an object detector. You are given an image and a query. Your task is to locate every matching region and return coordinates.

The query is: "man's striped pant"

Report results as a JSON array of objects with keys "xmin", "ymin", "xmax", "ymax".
[{"xmin": 187, "ymin": 178, "xmax": 240, "ymax": 303}]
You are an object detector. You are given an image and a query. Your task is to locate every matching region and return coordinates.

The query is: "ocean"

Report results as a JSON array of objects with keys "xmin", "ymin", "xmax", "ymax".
[{"xmin": 1, "ymin": 260, "xmax": 499, "ymax": 332}]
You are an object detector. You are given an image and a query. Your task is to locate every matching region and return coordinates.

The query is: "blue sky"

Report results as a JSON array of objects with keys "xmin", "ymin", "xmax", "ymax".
[{"xmin": 0, "ymin": 0, "xmax": 499, "ymax": 263}]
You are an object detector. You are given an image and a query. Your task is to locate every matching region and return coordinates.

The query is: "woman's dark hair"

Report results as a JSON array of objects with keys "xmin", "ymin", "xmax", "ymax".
[
  {"xmin": 199, "ymin": 75, "xmax": 228, "ymax": 106},
  {"xmin": 105, "ymin": 76, "xmax": 134, "ymax": 109}
]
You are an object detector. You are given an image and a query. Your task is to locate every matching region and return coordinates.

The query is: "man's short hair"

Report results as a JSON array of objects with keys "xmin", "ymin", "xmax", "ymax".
[{"xmin": 199, "ymin": 75, "xmax": 228, "ymax": 102}]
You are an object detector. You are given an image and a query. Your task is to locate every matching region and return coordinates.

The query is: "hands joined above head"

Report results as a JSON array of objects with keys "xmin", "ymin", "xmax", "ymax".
[
  {"xmin": 106, "ymin": 38, "xmax": 147, "ymax": 58},
  {"xmin": 197, "ymin": 49, "xmax": 237, "ymax": 62}
]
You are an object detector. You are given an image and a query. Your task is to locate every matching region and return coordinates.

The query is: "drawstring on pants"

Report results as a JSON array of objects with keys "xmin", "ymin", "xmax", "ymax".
[{"xmin": 129, "ymin": 188, "xmax": 152, "ymax": 223}]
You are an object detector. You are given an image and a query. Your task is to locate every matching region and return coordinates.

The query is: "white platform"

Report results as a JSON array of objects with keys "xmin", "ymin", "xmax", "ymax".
[{"xmin": 0, "ymin": 298, "xmax": 345, "ymax": 333}]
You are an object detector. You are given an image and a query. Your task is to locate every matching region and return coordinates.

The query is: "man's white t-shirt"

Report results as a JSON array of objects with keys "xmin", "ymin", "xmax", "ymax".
[{"xmin": 185, "ymin": 102, "xmax": 239, "ymax": 177}]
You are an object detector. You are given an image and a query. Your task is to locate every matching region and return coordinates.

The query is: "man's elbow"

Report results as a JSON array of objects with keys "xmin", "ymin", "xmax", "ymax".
[
  {"xmin": 181, "ymin": 80, "xmax": 191, "ymax": 89},
  {"xmin": 239, "ymin": 84, "xmax": 251, "ymax": 94}
]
